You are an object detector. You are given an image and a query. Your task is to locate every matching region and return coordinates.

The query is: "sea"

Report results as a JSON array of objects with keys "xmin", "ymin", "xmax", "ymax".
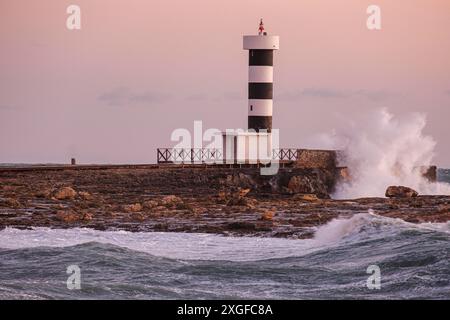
[{"xmin": 0, "ymin": 169, "xmax": 449, "ymax": 300}]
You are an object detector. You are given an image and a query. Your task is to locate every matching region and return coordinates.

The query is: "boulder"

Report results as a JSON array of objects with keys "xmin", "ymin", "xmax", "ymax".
[
  {"xmin": 385, "ymin": 186, "xmax": 419, "ymax": 198},
  {"xmin": 293, "ymin": 194, "xmax": 319, "ymax": 202},
  {"xmin": 143, "ymin": 200, "xmax": 159, "ymax": 209},
  {"xmin": 160, "ymin": 195, "xmax": 183, "ymax": 208},
  {"xmin": 1, "ymin": 198, "xmax": 21, "ymax": 208},
  {"xmin": 56, "ymin": 210, "xmax": 80, "ymax": 223},
  {"xmin": 226, "ymin": 188, "xmax": 253, "ymax": 207},
  {"xmin": 131, "ymin": 212, "xmax": 145, "ymax": 221},
  {"xmin": 78, "ymin": 191, "xmax": 93, "ymax": 200},
  {"xmin": 81, "ymin": 212, "xmax": 93, "ymax": 221},
  {"xmin": 34, "ymin": 189, "xmax": 52, "ymax": 199},
  {"xmin": 53, "ymin": 187, "xmax": 77, "ymax": 200},
  {"xmin": 260, "ymin": 210, "xmax": 275, "ymax": 221},
  {"xmin": 122, "ymin": 203, "xmax": 143, "ymax": 212}
]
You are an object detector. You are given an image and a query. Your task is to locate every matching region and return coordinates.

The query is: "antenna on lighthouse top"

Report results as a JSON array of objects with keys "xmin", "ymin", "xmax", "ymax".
[{"xmin": 258, "ymin": 18, "xmax": 265, "ymax": 35}]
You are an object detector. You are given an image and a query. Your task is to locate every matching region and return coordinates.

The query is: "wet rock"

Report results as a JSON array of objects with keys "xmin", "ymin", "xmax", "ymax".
[
  {"xmin": 418, "ymin": 166, "xmax": 437, "ymax": 182},
  {"xmin": 226, "ymin": 221, "xmax": 256, "ymax": 231},
  {"xmin": 175, "ymin": 202, "xmax": 194, "ymax": 212},
  {"xmin": 260, "ymin": 210, "xmax": 275, "ymax": 221},
  {"xmin": 34, "ymin": 189, "xmax": 52, "ymax": 199},
  {"xmin": 143, "ymin": 200, "xmax": 158, "ymax": 209},
  {"xmin": 217, "ymin": 191, "xmax": 228, "ymax": 203},
  {"xmin": 293, "ymin": 194, "xmax": 319, "ymax": 202},
  {"xmin": 226, "ymin": 197, "xmax": 248, "ymax": 207},
  {"xmin": 226, "ymin": 188, "xmax": 253, "ymax": 207},
  {"xmin": 54, "ymin": 187, "xmax": 77, "ymax": 200},
  {"xmin": 160, "ymin": 195, "xmax": 183, "ymax": 208},
  {"xmin": 438, "ymin": 204, "xmax": 450, "ymax": 213},
  {"xmin": 222, "ymin": 173, "xmax": 257, "ymax": 189},
  {"xmin": 56, "ymin": 210, "xmax": 80, "ymax": 223},
  {"xmin": 81, "ymin": 212, "xmax": 93, "ymax": 221},
  {"xmin": 287, "ymin": 176, "xmax": 318, "ymax": 195},
  {"xmin": 385, "ymin": 186, "xmax": 419, "ymax": 198},
  {"xmin": 78, "ymin": 191, "xmax": 93, "ymax": 200},
  {"xmin": 238, "ymin": 188, "xmax": 251, "ymax": 197},
  {"xmin": 1, "ymin": 197, "xmax": 21, "ymax": 208},
  {"xmin": 131, "ymin": 212, "xmax": 145, "ymax": 221},
  {"xmin": 122, "ymin": 203, "xmax": 143, "ymax": 212}
]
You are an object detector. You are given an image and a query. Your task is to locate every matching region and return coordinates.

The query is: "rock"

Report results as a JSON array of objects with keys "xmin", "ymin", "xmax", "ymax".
[
  {"xmin": 418, "ymin": 166, "xmax": 437, "ymax": 182},
  {"xmin": 293, "ymin": 194, "xmax": 319, "ymax": 202},
  {"xmin": 438, "ymin": 204, "xmax": 450, "ymax": 213},
  {"xmin": 56, "ymin": 210, "xmax": 80, "ymax": 223},
  {"xmin": 223, "ymin": 173, "xmax": 256, "ymax": 189},
  {"xmin": 260, "ymin": 210, "xmax": 275, "ymax": 221},
  {"xmin": 53, "ymin": 187, "xmax": 77, "ymax": 200},
  {"xmin": 35, "ymin": 189, "xmax": 52, "ymax": 198},
  {"xmin": 175, "ymin": 202, "xmax": 194, "ymax": 212},
  {"xmin": 287, "ymin": 176, "xmax": 312, "ymax": 194},
  {"xmin": 226, "ymin": 188, "xmax": 253, "ymax": 207},
  {"xmin": 238, "ymin": 188, "xmax": 251, "ymax": 197},
  {"xmin": 78, "ymin": 191, "xmax": 93, "ymax": 200},
  {"xmin": 81, "ymin": 212, "xmax": 93, "ymax": 221},
  {"xmin": 160, "ymin": 195, "xmax": 183, "ymax": 208},
  {"xmin": 338, "ymin": 167, "xmax": 351, "ymax": 182},
  {"xmin": 131, "ymin": 212, "xmax": 145, "ymax": 221},
  {"xmin": 226, "ymin": 196, "xmax": 248, "ymax": 207},
  {"xmin": 226, "ymin": 221, "xmax": 256, "ymax": 231},
  {"xmin": 385, "ymin": 186, "xmax": 419, "ymax": 198},
  {"xmin": 1, "ymin": 198, "xmax": 21, "ymax": 208},
  {"xmin": 143, "ymin": 200, "xmax": 158, "ymax": 209},
  {"xmin": 217, "ymin": 191, "xmax": 228, "ymax": 203},
  {"xmin": 122, "ymin": 203, "xmax": 143, "ymax": 212}
]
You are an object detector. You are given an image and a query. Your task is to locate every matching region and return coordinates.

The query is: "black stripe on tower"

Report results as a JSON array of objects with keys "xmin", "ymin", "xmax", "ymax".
[
  {"xmin": 248, "ymin": 83, "xmax": 273, "ymax": 99},
  {"xmin": 248, "ymin": 116, "xmax": 272, "ymax": 133},
  {"xmin": 249, "ymin": 50, "xmax": 273, "ymax": 66}
]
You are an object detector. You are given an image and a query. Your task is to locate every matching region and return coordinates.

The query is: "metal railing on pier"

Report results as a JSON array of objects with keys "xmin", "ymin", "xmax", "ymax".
[{"xmin": 157, "ymin": 148, "xmax": 300, "ymax": 164}]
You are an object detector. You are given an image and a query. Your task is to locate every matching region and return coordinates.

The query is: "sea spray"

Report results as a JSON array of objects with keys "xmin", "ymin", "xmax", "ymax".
[{"xmin": 323, "ymin": 108, "xmax": 450, "ymax": 198}]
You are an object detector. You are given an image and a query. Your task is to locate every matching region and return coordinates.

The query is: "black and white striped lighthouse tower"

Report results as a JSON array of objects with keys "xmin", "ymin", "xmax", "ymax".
[{"xmin": 243, "ymin": 19, "xmax": 279, "ymax": 133}]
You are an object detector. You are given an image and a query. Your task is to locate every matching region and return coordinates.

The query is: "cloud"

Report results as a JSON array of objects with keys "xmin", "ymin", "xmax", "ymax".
[
  {"xmin": 277, "ymin": 88, "xmax": 348, "ymax": 101},
  {"xmin": 276, "ymin": 87, "xmax": 394, "ymax": 102},
  {"xmin": 354, "ymin": 90, "xmax": 396, "ymax": 102},
  {"xmin": 98, "ymin": 87, "xmax": 171, "ymax": 106}
]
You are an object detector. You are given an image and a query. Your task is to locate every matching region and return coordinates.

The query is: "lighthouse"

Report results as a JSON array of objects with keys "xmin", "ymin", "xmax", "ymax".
[{"xmin": 243, "ymin": 19, "xmax": 279, "ymax": 133}]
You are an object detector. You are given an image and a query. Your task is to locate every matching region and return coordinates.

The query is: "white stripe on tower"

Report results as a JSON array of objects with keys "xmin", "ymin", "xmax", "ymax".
[
  {"xmin": 248, "ymin": 99, "xmax": 272, "ymax": 116},
  {"xmin": 248, "ymin": 66, "xmax": 273, "ymax": 83}
]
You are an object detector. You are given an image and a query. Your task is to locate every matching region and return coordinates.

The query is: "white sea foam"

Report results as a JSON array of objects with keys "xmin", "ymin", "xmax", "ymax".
[
  {"xmin": 0, "ymin": 213, "xmax": 447, "ymax": 261},
  {"xmin": 0, "ymin": 227, "xmax": 322, "ymax": 261}
]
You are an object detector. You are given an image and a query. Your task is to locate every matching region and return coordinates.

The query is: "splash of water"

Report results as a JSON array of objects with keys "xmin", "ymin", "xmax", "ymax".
[{"xmin": 328, "ymin": 108, "xmax": 450, "ymax": 199}]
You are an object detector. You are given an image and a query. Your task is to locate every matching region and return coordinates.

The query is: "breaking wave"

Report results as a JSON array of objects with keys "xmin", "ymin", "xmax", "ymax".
[
  {"xmin": 326, "ymin": 108, "xmax": 450, "ymax": 198},
  {"xmin": 0, "ymin": 213, "xmax": 449, "ymax": 299}
]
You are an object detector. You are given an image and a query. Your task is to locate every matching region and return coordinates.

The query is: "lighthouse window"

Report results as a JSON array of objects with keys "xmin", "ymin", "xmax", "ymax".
[{"xmin": 250, "ymin": 105, "xmax": 253, "ymax": 111}]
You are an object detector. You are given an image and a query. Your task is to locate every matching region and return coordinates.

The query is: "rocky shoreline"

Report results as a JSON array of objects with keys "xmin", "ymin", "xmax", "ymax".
[{"xmin": 0, "ymin": 166, "xmax": 449, "ymax": 239}]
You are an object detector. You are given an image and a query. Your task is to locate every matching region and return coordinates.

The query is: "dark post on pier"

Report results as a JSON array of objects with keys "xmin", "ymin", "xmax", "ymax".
[{"xmin": 71, "ymin": 158, "xmax": 76, "ymax": 165}]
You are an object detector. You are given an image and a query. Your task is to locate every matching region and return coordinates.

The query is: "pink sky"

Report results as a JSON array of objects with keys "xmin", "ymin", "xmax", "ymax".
[{"xmin": 1, "ymin": 0, "xmax": 450, "ymax": 165}]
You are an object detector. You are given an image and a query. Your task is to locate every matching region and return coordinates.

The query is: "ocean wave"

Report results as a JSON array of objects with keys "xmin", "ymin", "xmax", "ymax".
[
  {"xmin": 0, "ymin": 213, "xmax": 448, "ymax": 262},
  {"xmin": 0, "ymin": 214, "xmax": 449, "ymax": 299}
]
